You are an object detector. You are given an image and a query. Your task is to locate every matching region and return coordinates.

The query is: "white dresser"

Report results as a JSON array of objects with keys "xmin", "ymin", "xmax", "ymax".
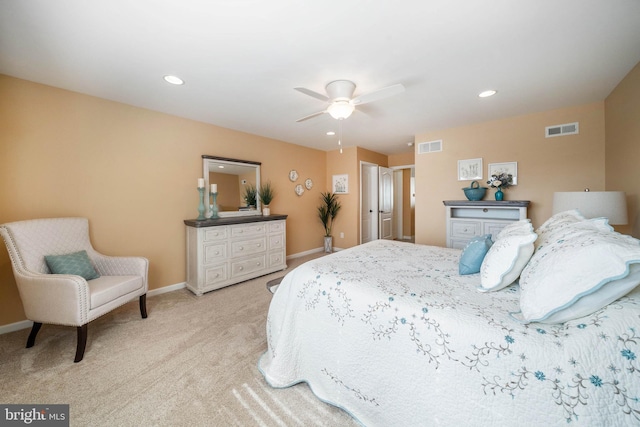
[
  {"xmin": 444, "ymin": 201, "xmax": 529, "ymax": 249},
  {"xmin": 185, "ymin": 215, "xmax": 287, "ymax": 295}
]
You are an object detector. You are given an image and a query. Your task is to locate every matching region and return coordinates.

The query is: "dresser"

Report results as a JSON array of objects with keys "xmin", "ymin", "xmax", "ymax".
[
  {"xmin": 184, "ymin": 215, "xmax": 287, "ymax": 295},
  {"xmin": 443, "ymin": 201, "xmax": 530, "ymax": 249}
]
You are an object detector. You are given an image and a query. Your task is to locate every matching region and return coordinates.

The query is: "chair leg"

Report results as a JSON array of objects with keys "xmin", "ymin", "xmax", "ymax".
[
  {"xmin": 139, "ymin": 294, "xmax": 148, "ymax": 319},
  {"xmin": 74, "ymin": 324, "xmax": 88, "ymax": 363},
  {"xmin": 26, "ymin": 322, "xmax": 43, "ymax": 348}
]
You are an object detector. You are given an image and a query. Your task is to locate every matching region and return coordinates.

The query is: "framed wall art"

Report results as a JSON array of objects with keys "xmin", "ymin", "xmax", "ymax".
[
  {"xmin": 488, "ymin": 162, "xmax": 518, "ymax": 185},
  {"xmin": 457, "ymin": 158, "xmax": 483, "ymax": 181},
  {"xmin": 332, "ymin": 174, "xmax": 348, "ymax": 194}
]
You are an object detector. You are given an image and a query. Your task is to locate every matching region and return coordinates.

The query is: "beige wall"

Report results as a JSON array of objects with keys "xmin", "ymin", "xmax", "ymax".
[
  {"xmin": 605, "ymin": 61, "xmax": 640, "ymax": 238},
  {"xmin": 414, "ymin": 102, "xmax": 606, "ymax": 246},
  {"xmin": 0, "ymin": 75, "xmax": 327, "ymax": 325}
]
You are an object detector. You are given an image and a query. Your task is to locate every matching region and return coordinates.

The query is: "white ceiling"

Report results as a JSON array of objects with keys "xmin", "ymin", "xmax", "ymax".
[{"xmin": 2, "ymin": 1, "xmax": 640, "ymax": 155}]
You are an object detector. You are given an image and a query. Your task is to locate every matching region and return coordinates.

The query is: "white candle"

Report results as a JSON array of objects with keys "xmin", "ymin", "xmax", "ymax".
[
  {"xmin": 198, "ymin": 178, "xmax": 205, "ymax": 188},
  {"xmin": 211, "ymin": 184, "xmax": 218, "ymax": 193}
]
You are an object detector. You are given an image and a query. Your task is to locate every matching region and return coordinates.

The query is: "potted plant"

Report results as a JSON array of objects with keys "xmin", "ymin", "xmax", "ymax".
[
  {"xmin": 317, "ymin": 192, "xmax": 341, "ymax": 253},
  {"xmin": 243, "ymin": 184, "xmax": 257, "ymax": 209},
  {"xmin": 258, "ymin": 181, "xmax": 275, "ymax": 216}
]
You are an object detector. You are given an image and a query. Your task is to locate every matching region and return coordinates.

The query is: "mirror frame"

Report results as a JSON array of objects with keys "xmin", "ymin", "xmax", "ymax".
[{"xmin": 202, "ymin": 155, "xmax": 261, "ymax": 217}]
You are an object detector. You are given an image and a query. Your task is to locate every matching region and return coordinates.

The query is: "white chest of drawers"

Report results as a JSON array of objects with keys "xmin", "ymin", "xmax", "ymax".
[
  {"xmin": 443, "ymin": 201, "xmax": 529, "ymax": 249},
  {"xmin": 185, "ymin": 215, "xmax": 287, "ymax": 295}
]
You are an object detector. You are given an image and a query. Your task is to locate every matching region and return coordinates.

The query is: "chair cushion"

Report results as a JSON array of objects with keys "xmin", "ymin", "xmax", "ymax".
[
  {"xmin": 45, "ymin": 250, "xmax": 100, "ymax": 280},
  {"xmin": 88, "ymin": 275, "xmax": 143, "ymax": 309}
]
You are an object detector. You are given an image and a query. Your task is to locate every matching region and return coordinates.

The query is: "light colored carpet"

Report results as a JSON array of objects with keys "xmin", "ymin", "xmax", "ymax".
[{"xmin": 0, "ymin": 253, "xmax": 359, "ymax": 426}]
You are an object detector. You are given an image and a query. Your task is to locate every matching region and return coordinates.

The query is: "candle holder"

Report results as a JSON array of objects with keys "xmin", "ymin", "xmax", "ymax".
[
  {"xmin": 209, "ymin": 192, "xmax": 219, "ymax": 219},
  {"xmin": 197, "ymin": 187, "xmax": 206, "ymax": 220}
]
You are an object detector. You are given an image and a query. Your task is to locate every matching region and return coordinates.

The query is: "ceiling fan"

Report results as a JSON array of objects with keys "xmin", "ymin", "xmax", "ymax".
[{"xmin": 294, "ymin": 80, "xmax": 405, "ymax": 122}]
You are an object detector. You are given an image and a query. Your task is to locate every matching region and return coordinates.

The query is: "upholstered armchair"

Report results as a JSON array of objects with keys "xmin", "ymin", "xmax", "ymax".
[{"xmin": 0, "ymin": 217, "xmax": 148, "ymax": 362}]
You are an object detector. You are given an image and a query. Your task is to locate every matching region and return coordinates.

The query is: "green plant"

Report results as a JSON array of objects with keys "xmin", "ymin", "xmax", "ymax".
[
  {"xmin": 258, "ymin": 181, "xmax": 275, "ymax": 206},
  {"xmin": 317, "ymin": 192, "xmax": 342, "ymax": 237},
  {"xmin": 243, "ymin": 184, "xmax": 257, "ymax": 207}
]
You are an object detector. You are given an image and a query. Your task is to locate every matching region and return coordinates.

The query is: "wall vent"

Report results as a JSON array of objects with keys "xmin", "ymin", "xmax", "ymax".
[
  {"xmin": 545, "ymin": 122, "xmax": 579, "ymax": 138},
  {"xmin": 418, "ymin": 139, "xmax": 442, "ymax": 154}
]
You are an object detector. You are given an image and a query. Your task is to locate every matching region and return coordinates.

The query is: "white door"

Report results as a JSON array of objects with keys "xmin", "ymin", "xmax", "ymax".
[
  {"xmin": 379, "ymin": 166, "xmax": 394, "ymax": 240},
  {"xmin": 361, "ymin": 163, "xmax": 378, "ymax": 243}
]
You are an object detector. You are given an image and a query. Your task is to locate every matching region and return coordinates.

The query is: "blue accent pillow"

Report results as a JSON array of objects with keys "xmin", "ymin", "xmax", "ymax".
[
  {"xmin": 45, "ymin": 250, "xmax": 100, "ymax": 280},
  {"xmin": 459, "ymin": 235, "xmax": 493, "ymax": 275}
]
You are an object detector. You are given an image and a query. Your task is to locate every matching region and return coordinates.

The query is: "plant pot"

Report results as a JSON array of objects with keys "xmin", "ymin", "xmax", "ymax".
[
  {"xmin": 262, "ymin": 206, "xmax": 270, "ymax": 216},
  {"xmin": 324, "ymin": 236, "xmax": 333, "ymax": 253}
]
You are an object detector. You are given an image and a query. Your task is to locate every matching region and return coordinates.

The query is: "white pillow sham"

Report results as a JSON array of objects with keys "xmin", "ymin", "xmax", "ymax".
[
  {"xmin": 478, "ymin": 221, "xmax": 537, "ymax": 292},
  {"xmin": 535, "ymin": 209, "xmax": 612, "ymax": 250},
  {"xmin": 518, "ymin": 223, "xmax": 640, "ymax": 323}
]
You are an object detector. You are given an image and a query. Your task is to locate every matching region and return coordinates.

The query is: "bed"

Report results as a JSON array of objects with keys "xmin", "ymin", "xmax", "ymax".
[{"xmin": 259, "ymin": 212, "xmax": 640, "ymax": 426}]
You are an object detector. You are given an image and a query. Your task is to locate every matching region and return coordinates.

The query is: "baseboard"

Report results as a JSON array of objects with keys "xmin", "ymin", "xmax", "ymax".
[
  {"xmin": 286, "ymin": 247, "xmax": 324, "ymax": 260},
  {"xmin": 148, "ymin": 282, "xmax": 186, "ymax": 297},
  {"xmin": 0, "ymin": 319, "xmax": 32, "ymax": 335}
]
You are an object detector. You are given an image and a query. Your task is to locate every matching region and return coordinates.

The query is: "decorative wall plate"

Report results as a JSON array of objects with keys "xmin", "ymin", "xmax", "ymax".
[
  {"xmin": 289, "ymin": 170, "xmax": 299, "ymax": 182},
  {"xmin": 294, "ymin": 184, "xmax": 304, "ymax": 196},
  {"xmin": 305, "ymin": 178, "xmax": 313, "ymax": 190}
]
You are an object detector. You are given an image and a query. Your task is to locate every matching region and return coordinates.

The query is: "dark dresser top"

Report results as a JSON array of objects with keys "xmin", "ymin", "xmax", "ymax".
[{"xmin": 184, "ymin": 214, "xmax": 288, "ymax": 228}]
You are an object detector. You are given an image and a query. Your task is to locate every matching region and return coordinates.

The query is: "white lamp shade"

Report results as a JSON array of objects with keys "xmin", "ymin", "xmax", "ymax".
[
  {"xmin": 327, "ymin": 101, "xmax": 355, "ymax": 120},
  {"xmin": 553, "ymin": 191, "xmax": 628, "ymax": 225}
]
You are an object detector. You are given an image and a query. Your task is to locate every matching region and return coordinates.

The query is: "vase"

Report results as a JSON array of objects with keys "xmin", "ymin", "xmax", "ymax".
[
  {"xmin": 262, "ymin": 206, "xmax": 270, "ymax": 216},
  {"xmin": 495, "ymin": 189, "xmax": 504, "ymax": 201},
  {"xmin": 324, "ymin": 236, "xmax": 333, "ymax": 253}
]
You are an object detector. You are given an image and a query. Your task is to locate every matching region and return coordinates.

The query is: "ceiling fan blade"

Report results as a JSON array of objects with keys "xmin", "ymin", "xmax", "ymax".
[
  {"xmin": 296, "ymin": 110, "xmax": 327, "ymax": 122},
  {"xmin": 352, "ymin": 83, "xmax": 405, "ymax": 105},
  {"xmin": 294, "ymin": 87, "xmax": 329, "ymax": 102}
]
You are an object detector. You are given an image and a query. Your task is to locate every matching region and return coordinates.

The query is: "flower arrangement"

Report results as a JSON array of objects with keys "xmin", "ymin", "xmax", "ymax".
[{"xmin": 487, "ymin": 172, "xmax": 513, "ymax": 189}]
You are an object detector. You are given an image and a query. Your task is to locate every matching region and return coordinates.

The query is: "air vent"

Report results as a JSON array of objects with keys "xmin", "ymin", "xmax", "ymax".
[
  {"xmin": 545, "ymin": 122, "xmax": 579, "ymax": 138},
  {"xmin": 418, "ymin": 139, "xmax": 442, "ymax": 154}
]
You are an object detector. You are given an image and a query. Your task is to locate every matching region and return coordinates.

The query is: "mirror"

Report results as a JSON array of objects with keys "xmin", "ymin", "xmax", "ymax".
[{"xmin": 202, "ymin": 155, "xmax": 261, "ymax": 217}]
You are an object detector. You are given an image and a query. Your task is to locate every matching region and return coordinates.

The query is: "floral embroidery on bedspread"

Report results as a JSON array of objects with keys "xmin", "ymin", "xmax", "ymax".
[{"xmin": 271, "ymin": 240, "xmax": 640, "ymax": 424}]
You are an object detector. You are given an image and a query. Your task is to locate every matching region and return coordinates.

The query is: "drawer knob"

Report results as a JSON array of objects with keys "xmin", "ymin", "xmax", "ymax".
[
  {"xmin": 257, "ymin": 243, "xmax": 261, "ymax": 247},
  {"xmin": 239, "ymin": 247, "xmax": 243, "ymax": 251},
  {"xmin": 256, "ymin": 262, "xmax": 261, "ymax": 266},
  {"xmin": 214, "ymin": 251, "xmax": 219, "ymax": 255},
  {"xmin": 239, "ymin": 266, "xmax": 244, "ymax": 271},
  {"xmin": 483, "ymin": 208, "xmax": 488, "ymax": 213}
]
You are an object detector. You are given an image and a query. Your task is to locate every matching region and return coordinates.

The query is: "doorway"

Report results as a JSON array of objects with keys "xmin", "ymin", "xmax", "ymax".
[{"xmin": 361, "ymin": 162, "xmax": 413, "ymax": 244}]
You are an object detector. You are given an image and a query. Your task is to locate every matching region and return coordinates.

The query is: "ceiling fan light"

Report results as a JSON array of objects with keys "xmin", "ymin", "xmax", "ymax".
[{"xmin": 327, "ymin": 101, "xmax": 355, "ymax": 120}]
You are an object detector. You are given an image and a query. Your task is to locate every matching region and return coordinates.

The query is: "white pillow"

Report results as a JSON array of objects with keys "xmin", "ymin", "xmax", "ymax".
[
  {"xmin": 518, "ymin": 223, "xmax": 640, "ymax": 323},
  {"xmin": 535, "ymin": 209, "xmax": 612, "ymax": 250},
  {"xmin": 496, "ymin": 219, "xmax": 533, "ymax": 240},
  {"xmin": 479, "ymin": 221, "xmax": 537, "ymax": 292}
]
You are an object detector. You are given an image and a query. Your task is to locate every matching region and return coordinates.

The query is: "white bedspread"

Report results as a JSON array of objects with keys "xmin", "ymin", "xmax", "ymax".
[{"xmin": 259, "ymin": 240, "xmax": 640, "ymax": 426}]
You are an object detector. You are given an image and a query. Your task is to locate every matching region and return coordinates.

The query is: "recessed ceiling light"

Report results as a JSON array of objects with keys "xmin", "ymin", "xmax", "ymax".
[
  {"xmin": 163, "ymin": 75, "xmax": 184, "ymax": 85},
  {"xmin": 326, "ymin": 131, "xmax": 336, "ymax": 136},
  {"xmin": 478, "ymin": 90, "xmax": 497, "ymax": 98}
]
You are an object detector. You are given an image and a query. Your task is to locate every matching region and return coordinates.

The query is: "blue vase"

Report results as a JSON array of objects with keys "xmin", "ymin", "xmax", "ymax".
[{"xmin": 495, "ymin": 189, "xmax": 504, "ymax": 201}]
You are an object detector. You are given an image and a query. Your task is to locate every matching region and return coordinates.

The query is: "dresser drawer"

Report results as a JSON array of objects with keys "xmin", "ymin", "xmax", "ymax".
[
  {"xmin": 231, "ymin": 237, "xmax": 266, "ymax": 257},
  {"xmin": 269, "ymin": 251, "xmax": 286, "ymax": 268},
  {"xmin": 204, "ymin": 227, "xmax": 228, "ymax": 241},
  {"xmin": 231, "ymin": 255, "xmax": 266, "ymax": 278},
  {"xmin": 269, "ymin": 221, "xmax": 285, "ymax": 233},
  {"xmin": 450, "ymin": 220, "xmax": 481, "ymax": 239},
  {"xmin": 203, "ymin": 242, "xmax": 227, "ymax": 264},
  {"xmin": 269, "ymin": 233, "xmax": 284, "ymax": 250},
  {"xmin": 204, "ymin": 264, "xmax": 228, "ymax": 285},
  {"xmin": 483, "ymin": 221, "xmax": 509, "ymax": 240},
  {"xmin": 232, "ymin": 223, "xmax": 267, "ymax": 238}
]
